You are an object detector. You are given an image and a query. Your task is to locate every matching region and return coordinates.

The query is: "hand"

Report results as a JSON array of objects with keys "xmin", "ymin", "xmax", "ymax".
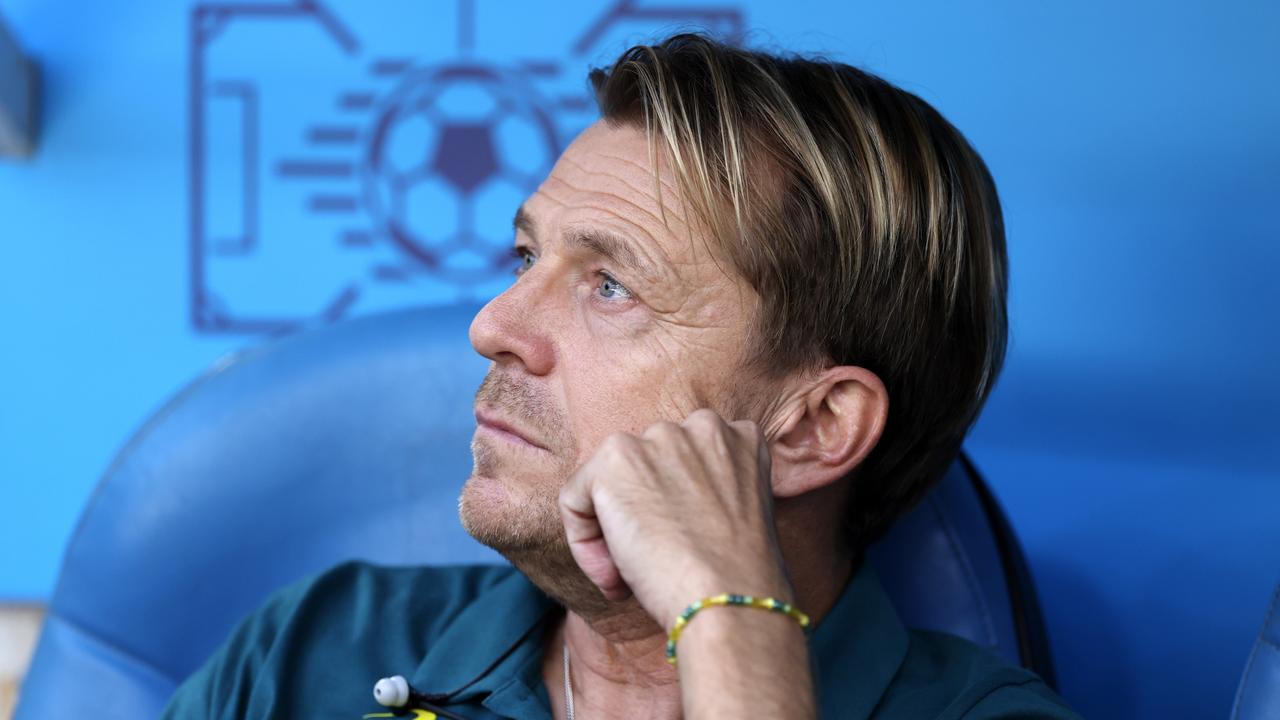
[{"xmin": 558, "ymin": 408, "xmax": 794, "ymax": 628}]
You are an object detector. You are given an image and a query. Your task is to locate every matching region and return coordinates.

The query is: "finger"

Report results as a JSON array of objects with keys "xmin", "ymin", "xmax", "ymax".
[
  {"xmin": 559, "ymin": 457, "xmax": 633, "ymax": 602},
  {"xmin": 728, "ymin": 419, "xmax": 768, "ymax": 455},
  {"xmin": 727, "ymin": 417, "xmax": 763, "ymax": 439},
  {"xmin": 641, "ymin": 419, "xmax": 682, "ymax": 441},
  {"xmin": 561, "ymin": 505, "xmax": 632, "ymax": 602},
  {"xmin": 684, "ymin": 407, "xmax": 725, "ymax": 431}
]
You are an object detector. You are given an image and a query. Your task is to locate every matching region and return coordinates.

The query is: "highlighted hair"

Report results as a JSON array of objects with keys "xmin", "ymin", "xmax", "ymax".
[{"xmin": 591, "ymin": 34, "xmax": 1008, "ymax": 546}]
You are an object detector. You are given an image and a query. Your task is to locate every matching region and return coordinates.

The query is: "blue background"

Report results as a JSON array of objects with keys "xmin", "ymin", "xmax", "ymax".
[{"xmin": 1, "ymin": 1, "xmax": 1277, "ymax": 718}]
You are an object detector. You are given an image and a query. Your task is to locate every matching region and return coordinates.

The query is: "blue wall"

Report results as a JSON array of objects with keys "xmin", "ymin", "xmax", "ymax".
[{"xmin": 1, "ymin": 1, "xmax": 1277, "ymax": 718}]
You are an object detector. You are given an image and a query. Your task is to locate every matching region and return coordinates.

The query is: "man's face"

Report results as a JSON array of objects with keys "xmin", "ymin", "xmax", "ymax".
[{"xmin": 459, "ymin": 120, "xmax": 762, "ymax": 561}]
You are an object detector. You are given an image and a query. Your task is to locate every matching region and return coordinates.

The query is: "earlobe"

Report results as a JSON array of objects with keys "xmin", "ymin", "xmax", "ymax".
[{"xmin": 768, "ymin": 367, "xmax": 888, "ymax": 499}]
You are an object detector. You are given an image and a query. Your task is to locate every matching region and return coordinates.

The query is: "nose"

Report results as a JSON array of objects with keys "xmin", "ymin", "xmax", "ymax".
[{"xmin": 469, "ymin": 280, "xmax": 556, "ymax": 376}]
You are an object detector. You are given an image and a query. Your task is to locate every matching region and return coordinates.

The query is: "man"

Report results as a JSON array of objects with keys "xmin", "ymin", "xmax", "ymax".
[{"xmin": 164, "ymin": 34, "xmax": 1077, "ymax": 719}]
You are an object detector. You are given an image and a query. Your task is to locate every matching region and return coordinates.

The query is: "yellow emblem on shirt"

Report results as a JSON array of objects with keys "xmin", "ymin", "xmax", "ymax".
[{"xmin": 363, "ymin": 710, "xmax": 438, "ymax": 719}]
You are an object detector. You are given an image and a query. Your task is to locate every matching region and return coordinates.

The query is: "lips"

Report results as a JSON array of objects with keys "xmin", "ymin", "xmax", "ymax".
[{"xmin": 474, "ymin": 407, "xmax": 547, "ymax": 451}]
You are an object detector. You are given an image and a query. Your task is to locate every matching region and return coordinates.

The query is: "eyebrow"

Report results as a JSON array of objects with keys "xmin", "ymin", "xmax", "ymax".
[{"xmin": 513, "ymin": 206, "xmax": 662, "ymax": 280}]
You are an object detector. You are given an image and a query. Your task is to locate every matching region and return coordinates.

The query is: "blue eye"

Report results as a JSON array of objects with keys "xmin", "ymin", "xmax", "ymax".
[
  {"xmin": 598, "ymin": 274, "xmax": 632, "ymax": 300},
  {"xmin": 512, "ymin": 247, "xmax": 535, "ymax": 276}
]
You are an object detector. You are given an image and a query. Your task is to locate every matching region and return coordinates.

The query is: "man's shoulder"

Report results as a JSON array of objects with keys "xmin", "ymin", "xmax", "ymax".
[
  {"xmin": 875, "ymin": 630, "xmax": 1080, "ymax": 720},
  {"xmin": 300, "ymin": 559, "xmax": 518, "ymax": 592},
  {"xmin": 277, "ymin": 560, "xmax": 519, "ymax": 624},
  {"xmin": 247, "ymin": 561, "xmax": 517, "ymax": 631},
  {"xmin": 161, "ymin": 562, "xmax": 522, "ymax": 719}
]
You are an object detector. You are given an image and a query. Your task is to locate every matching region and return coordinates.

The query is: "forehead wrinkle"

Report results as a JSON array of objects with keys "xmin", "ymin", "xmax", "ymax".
[
  {"xmin": 556, "ymin": 148, "xmax": 729, "ymax": 282},
  {"xmin": 556, "ymin": 152, "xmax": 688, "ymax": 227},
  {"xmin": 539, "ymin": 172, "xmax": 669, "ymax": 234},
  {"xmin": 562, "ymin": 222, "xmax": 669, "ymax": 285},
  {"xmin": 537, "ymin": 166, "xmax": 695, "ymax": 272},
  {"xmin": 530, "ymin": 176, "xmax": 683, "ymax": 288},
  {"xmin": 562, "ymin": 149, "xmax": 686, "ymax": 208}
]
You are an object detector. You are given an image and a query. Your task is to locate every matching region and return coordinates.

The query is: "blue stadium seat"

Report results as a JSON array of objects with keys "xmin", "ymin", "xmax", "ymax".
[
  {"xmin": 1232, "ymin": 583, "xmax": 1280, "ymax": 719},
  {"xmin": 15, "ymin": 304, "xmax": 1055, "ymax": 718}
]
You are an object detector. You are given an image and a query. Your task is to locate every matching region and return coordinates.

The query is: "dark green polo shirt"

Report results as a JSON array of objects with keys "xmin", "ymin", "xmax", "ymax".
[{"xmin": 162, "ymin": 561, "xmax": 1078, "ymax": 719}]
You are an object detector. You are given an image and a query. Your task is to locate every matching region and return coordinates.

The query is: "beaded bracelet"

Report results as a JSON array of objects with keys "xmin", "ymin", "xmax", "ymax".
[{"xmin": 665, "ymin": 593, "xmax": 812, "ymax": 666}]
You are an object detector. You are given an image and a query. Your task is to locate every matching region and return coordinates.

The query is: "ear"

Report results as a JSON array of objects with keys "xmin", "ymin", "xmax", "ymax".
[{"xmin": 767, "ymin": 366, "xmax": 888, "ymax": 499}]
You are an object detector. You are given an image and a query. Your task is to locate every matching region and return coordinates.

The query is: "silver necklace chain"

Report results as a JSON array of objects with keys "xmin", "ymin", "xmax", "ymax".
[{"xmin": 563, "ymin": 638, "xmax": 576, "ymax": 720}]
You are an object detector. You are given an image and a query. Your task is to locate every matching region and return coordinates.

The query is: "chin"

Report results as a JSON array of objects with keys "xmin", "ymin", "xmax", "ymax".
[
  {"xmin": 458, "ymin": 472, "xmax": 606, "ymax": 611},
  {"xmin": 459, "ymin": 471, "xmax": 618, "ymax": 615},
  {"xmin": 458, "ymin": 469, "xmax": 561, "ymax": 554}
]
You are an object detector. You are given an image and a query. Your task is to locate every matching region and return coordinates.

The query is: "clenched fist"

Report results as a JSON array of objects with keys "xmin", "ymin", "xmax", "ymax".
[{"xmin": 558, "ymin": 408, "xmax": 795, "ymax": 629}]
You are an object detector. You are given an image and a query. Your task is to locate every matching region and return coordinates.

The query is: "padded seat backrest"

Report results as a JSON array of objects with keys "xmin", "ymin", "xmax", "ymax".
[{"xmin": 17, "ymin": 305, "xmax": 1052, "ymax": 718}]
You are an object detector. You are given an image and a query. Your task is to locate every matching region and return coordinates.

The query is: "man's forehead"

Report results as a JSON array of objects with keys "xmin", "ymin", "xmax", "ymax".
[
  {"xmin": 554, "ymin": 121, "xmax": 684, "ymax": 203},
  {"xmin": 519, "ymin": 122, "xmax": 718, "ymax": 272}
]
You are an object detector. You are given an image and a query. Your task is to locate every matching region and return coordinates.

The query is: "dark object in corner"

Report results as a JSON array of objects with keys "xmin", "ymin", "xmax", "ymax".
[{"xmin": 0, "ymin": 13, "xmax": 39, "ymax": 159}]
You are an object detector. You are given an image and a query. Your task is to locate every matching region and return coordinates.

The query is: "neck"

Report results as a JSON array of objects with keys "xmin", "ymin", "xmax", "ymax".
[
  {"xmin": 773, "ymin": 486, "xmax": 859, "ymax": 627},
  {"xmin": 538, "ymin": 535, "xmax": 854, "ymax": 719},
  {"xmin": 543, "ymin": 599, "xmax": 683, "ymax": 720}
]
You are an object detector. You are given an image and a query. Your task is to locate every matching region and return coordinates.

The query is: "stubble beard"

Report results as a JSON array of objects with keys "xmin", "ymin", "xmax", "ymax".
[{"xmin": 458, "ymin": 368, "xmax": 614, "ymax": 615}]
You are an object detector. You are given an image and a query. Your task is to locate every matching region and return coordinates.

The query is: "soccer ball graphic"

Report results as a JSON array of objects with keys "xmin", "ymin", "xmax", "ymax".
[{"xmin": 361, "ymin": 64, "xmax": 561, "ymax": 286}]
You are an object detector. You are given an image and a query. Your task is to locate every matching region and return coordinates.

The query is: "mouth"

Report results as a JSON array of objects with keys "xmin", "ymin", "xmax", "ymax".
[{"xmin": 474, "ymin": 407, "xmax": 548, "ymax": 452}]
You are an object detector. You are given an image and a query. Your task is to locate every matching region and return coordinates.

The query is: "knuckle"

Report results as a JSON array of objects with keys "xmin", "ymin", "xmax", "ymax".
[
  {"xmin": 643, "ymin": 420, "xmax": 680, "ymax": 437},
  {"xmin": 729, "ymin": 419, "xmax": 765, "ymax": 445},
  {"xmin": 599, "ymin": 432, "xmax": 645, "ymax": 467},
  {"xmin": 599, "ymin": 431, "xmax": 631, "ymax": 452},
  {"xmin": 685, "ymin": 408, "xmax": 722, "ymax": 431}
]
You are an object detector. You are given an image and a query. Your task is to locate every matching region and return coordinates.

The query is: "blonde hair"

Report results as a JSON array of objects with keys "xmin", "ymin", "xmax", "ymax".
[{"xmin": 591, "ymin": 34, "xmax": 1008, "ymax": 547}]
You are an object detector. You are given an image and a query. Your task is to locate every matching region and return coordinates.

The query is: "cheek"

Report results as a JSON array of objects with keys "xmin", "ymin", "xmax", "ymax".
[
  {"xmin": 558, "ymin": 327, "xmax": 725, "ymax": 458},
  {"xmin": 556, "ymin": 280, "xmax": 755, "ymax": 447},
  {"xmin": 560, "ymin": 350, "xmax": 660, "ymax": 458}
]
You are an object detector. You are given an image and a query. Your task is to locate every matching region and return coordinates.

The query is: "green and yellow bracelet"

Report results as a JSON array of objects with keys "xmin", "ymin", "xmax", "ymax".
[{"xmin": 665, "ymin": 593, "xmax": 812, "ymax": 666}]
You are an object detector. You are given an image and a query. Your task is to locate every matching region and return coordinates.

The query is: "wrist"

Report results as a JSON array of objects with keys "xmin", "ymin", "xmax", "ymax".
[
  {"xmin": 680, "ymin": 599, "xmax": 805, "ymax": 642},
  {"xmin": 662, "ymin": 569, "xmax": 795, "ymax": 633},
  {"xmin": 674, "ymin": 601, "xmax": 816, "ymax": 719},
  {"xmin": 669, "ymin": 593, "xmax": 812, "ymax": 673},
  {"xmin": 665, "ymin": 591, "xmax": 811, "ymax": 667}
]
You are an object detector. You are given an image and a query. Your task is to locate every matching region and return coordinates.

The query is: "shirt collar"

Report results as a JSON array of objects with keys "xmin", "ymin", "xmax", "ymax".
[
  {"xmin": 411, "ymin": 567, "xmax": 558, "ymax": 702},
  {"xmin": 410, "ymin": 561, "xmax": 909, "ymax": 719}
]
